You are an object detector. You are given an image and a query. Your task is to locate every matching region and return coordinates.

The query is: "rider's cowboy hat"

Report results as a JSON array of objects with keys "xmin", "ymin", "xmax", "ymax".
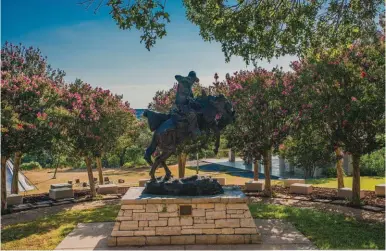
[{"xmin": 175, "ymin": 71, "xmax": 200, "ymax": 83}]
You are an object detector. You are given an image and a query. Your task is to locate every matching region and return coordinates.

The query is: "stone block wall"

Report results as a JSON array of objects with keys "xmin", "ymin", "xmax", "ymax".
[{"xmin": 108, "ymin": 202, "xmax": 261, "ymax": 246}]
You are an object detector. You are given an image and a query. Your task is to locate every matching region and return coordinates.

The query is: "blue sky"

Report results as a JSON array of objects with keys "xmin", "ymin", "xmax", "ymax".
[{"xmin": 2, "ymin": 0, "xmax": 297, "ymax": 108}]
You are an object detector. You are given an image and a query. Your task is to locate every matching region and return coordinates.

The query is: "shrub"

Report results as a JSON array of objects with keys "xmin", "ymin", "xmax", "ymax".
[
  {"xmin": 122, "ymin": 158, "xmax": 148, "ymax": 168},
  {"xmin": 122, "ymin": 162, "xmax": 134, "ymax": 168},
  {"xmin": 107, "ymin": 155, "xmax": 120, "ymax": 168},
  {"xmin": 20, "ymin": 161, "xmax": 42, "ymax": 170},
  {"xmin": 360, "ymin": 148, "xmax": 385, "ymax": 177},
  {"xmin": 323, "ymin": 167, "xmax": 337, "ymax": 178}
]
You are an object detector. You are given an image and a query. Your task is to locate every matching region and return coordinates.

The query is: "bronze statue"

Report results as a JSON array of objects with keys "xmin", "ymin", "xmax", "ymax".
[{"xmin": 143, "ymin": 71, "xmax": 235, "ymax": 184}]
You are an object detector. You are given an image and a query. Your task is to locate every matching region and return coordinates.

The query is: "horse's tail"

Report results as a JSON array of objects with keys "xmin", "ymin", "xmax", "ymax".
[
  {"xmin": 144, "ymin": 132, "xmax": 157, "ymax": 165},
  {"xmin": 143, "ymin": 109, "xmax": 170, "ymax": 131}
]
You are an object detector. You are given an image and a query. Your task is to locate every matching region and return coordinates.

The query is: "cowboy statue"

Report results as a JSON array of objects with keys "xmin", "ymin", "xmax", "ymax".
[{"xmin": 171, "ymin": 71, "xmax": 201, "ymax": 139}]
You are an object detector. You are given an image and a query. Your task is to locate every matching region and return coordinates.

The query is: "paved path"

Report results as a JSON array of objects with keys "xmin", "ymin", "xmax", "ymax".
[{"xmin": 55, "ymin": 219, "xmax": 315, "ymax": 250}]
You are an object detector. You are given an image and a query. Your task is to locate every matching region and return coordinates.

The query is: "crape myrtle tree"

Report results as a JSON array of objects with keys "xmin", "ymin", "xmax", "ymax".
[
  {"xmin": 291, "ymin": 31, "xmax": 385, "ymax": 204},
  {"xmin": 116, "ymin": 117, "xmax": 144, "ymax": 167},
  {"xmin": 1, "ymin": 43, "xmax": 67, "ymax": 205},
  {"xmin": 224, "ymin": 68, "xmax": 295, "ymax": 196},
  {"xmin": 147, "ymin": 82, "xmax": 209, "ymax": 178},
  {"xmin": 93, "ymin": 88, "xmax": 136, "ymax": 184},
  {"xmin": 278, "ymin": 125, "xmax": 335, "ymax": 178},
  {"xmin": 65, "ymin": 79, "xmax": 134, "ymax": 194},
  {"xmin": 81, "ymin": 1, "xmax": 382, "ymax": 64}
]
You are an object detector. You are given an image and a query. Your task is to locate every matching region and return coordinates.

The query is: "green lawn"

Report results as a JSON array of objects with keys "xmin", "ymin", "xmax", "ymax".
[
  {"xmin": 249, "ymin": 203, "xmax": 385, "ymax": 250},
  {"xmin": 1, "ymin": 204, "xmax": 120, "ymax": 250},
  {"xmin": 305, "ymin": 176, "xmax": 385, "ymax": 190}
]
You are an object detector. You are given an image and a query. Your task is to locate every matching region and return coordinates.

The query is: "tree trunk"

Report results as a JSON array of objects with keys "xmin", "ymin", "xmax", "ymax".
[
  {"xmin": 119, "ymin": 148, "xmax": 126, "ymax": 167},
  {"xmin": 262, "ymin": 150, "xmax": 272, "ymax": 197},
  {"xmin": 351, "ymin": 154, "xmax": 361, "ymax": 206},
  {"xmin": 52, "ymin": 157, "xmax": 59, "ymax": 179},
  {"xmin": 229, "ymin": 149, "xmax": 235, "ymax": 162},
  {"xmin": 96, "ymin": 156, "xmax": 104, "ymax": 185},
  {"xmin": 335, "ymin": 147, "xmax": 345, "ymax": 189},
  {"xmin": 11, "ymin": 151, "xmax": 22, "ymax": 194},
  {"xmin": 178, "ymin": 153, "xmax": 187, "ymax": 178},
  {"xmin": 253, "ymin": 160, "xmax": 259, "ymax": 181},
  {"xmin": 1, "ymin": 156, "xmax": 9, "ymax": 211},
  {"xmin": 85, "ymin": 157, "xmax": 96, "ymax": 197}
]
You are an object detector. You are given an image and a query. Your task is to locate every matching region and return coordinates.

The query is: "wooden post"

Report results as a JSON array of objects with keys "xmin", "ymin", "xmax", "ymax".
[
  {"xmin": 85, "ymin": 157, "xmax": 96, "ymax": 197},
  {"xmin": 1, "ymin": 156, "xmax": 8, "ymax": 211},
  {"xmin": 11, "ymin": 151, "xmax": 22, "ymax": 194}
]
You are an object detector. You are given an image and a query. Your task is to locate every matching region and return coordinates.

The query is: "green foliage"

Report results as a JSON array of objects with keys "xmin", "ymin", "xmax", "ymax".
[
  {"xmin": 279, "ymin": 125, "xmax": 335, "ymax": 178},
  {"xmin": 292, "ymin": 35, "xmax": 385, "ymax": 156},
  {"xmin": 20, "ymin": 161, "xmax": 42, "ymax": 170},
  {"xmin": 249, "ymin": 202, "xmax": 385, "ymax": 250},
  {"xmin": 360, "ymin": 148, "xmax": 385, "ymax": 176},
  {"xmin": 106, "ymin": 154, "xmax": 120, "ymax": 168},
  {"xmin": 323, "ymin": 167, "xmax": 339, "ymax": 178},
  {"xmin": 97, "ymin": 1, "xmax": 382, "ymax": 64},
  {"xmin": 107, "ymin": 0, "xmax": 170, "ymax": 50},
  {"xmin": 224, "ymin": 68, "xmax": 294, "ymax": 161}
]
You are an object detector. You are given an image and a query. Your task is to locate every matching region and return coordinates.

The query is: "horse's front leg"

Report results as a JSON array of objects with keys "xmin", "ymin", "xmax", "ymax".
[{"xmin": 212, "ymin": 126, "xmax": 220, "ymax": 155}]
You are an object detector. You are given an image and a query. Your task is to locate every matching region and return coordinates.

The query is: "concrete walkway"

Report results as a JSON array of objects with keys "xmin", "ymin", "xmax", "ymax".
[{"xmin": 55, "ymin": 219, "xmax": 315, "ymax": 250}]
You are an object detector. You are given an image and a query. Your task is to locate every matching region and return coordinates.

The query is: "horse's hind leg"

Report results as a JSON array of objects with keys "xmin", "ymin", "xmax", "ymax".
[
  {"xmin": 160, "ymin": 151, "xmax": 173, "ymax": 179},
  {"xmin": 144, "ymin": 133, "xmax": 157, "ymax": 165},
  {"xmin": 149, "ymin": 157, "xmax": 161, "ymax": 181}
]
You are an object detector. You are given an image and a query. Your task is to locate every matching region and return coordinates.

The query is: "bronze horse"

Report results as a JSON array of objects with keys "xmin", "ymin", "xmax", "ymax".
[{"xmin": 143, "ymin": 94, "xmax": 235, "ymax": 181}]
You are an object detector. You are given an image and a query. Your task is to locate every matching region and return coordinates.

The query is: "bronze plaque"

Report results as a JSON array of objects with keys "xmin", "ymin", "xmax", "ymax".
[{"xmin": 179, "ymin": 205, "xmax": 192, "ymax": 216}]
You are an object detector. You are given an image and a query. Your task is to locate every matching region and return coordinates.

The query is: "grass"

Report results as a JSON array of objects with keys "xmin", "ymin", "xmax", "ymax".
[
  {"xmin": 1, "ymin": 204, "xmax": 120, "ymax": 250},
  {"xmin": 305, "ymin": 176, "xmax": 385, "ymax": 190},
  {"xmin": 249, "ymin": 203, "xmax": 385, "ymax": 250}
]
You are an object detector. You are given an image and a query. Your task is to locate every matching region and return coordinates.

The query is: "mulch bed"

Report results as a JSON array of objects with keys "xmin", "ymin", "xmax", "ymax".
[
  {"xmin": 22, "ymin": 190, "xmax": 93, "ymax": 204},
  {"xmin": 242, "ymin": 185, "xmax": 385, "ymax": 210}
]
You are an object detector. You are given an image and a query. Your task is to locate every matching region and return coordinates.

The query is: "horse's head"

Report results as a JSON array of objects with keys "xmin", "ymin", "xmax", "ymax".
[{"xmin": 211, "ymin": 94, "xmax": 235, "ymax": 130}]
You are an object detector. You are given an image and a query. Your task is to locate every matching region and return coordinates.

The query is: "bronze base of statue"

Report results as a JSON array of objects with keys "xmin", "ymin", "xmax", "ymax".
[{"xmin": 143, "ymin": 175, "xmax": 224, "ymax": 196}]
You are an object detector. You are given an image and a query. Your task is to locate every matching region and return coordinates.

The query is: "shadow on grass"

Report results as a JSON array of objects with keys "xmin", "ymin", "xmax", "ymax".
[
  {"xmin": 305, "ymin": 178, "xmax": 336, "ymax": 185},
  {"xmin": 249, "ymin": 203, "xmax": 385, "ymax": 250},
  {"xmin": 1, "ymin": 205, "xmax": 120, "ymax": 249},
  {"xmin": 186, "ymin": 163, "xmax": 281, "ymax": 180}
]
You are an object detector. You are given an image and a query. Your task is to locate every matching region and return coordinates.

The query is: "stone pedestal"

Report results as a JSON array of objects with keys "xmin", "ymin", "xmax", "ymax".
[
  {"xmin": 7, "ymin": 194, "xmax": 23, "ymax": 206},
  {"xmin": 289, "ymin": 183, "xmax": 313, "ymax": 195},
  {"xmin": 97, "ymin": 184, "xmax": 118, "ymax": 195},
  {"xmin": 283, "ymin": 179, "xmax": 305, "ymax": 188},
  {"xmin": 375, "ymin": 184, "xmax": 385, "ymax": 197},
  {"xmin": 108, "ymin": 187, "xmax": 261, "ymax": 246},
  {"xmin": 337, "ymin": 188, "xmax": 365, "ymax": 199},
  {"xmin": 245, "ymin": 180, "xmax": 265, "ymax": 192},
  {"xmin": 51, "ymin": 183, "xmax": 73, "ymax": 189},
  {"xmin": 49, "ymin": 188, "xmax": 74, "ymax": 200}
]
